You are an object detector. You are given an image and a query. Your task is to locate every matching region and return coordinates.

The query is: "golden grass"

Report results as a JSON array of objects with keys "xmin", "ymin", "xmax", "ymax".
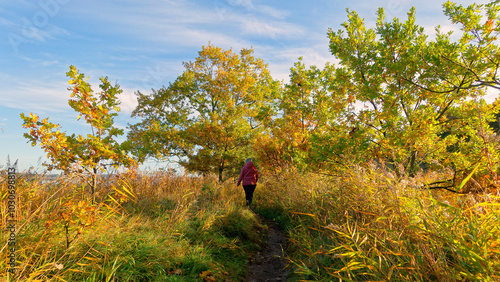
[
  {"xmin": 0, "ymin": 170, "xmax": 260, "ymax": 281},
  {"xmin": 255, "ymin": 166, "xmax": 500, "ymax": 281},
  {"xmin": 1, "ymin": 166, "xmax": 499, "ymax": 281}
]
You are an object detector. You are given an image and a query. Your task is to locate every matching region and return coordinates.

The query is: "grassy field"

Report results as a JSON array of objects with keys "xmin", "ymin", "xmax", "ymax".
[{"xmin": 1, "ymin": 166, "xmax": 499, "ymax": 281}]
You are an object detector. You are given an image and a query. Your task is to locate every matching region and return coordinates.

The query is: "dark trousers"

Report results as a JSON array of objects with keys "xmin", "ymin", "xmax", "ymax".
[{"xmin": 243, "ymin": 185, "xmax": 256, "ymax": 205}]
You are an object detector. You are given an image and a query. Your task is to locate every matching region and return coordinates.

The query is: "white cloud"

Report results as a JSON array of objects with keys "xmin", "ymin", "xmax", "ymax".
[
  {"xmin": 255, "ymin": 4, "xmax": 289, "ymax": 20},
  {"xmin": 242, "ymin": 19, "xmax": 305, "ymax": 38},
  {"xmin": 485, "ymin": 87, "xmax": 500, "ymax": 103},
  {"xmin": 65, "ymin": 0, "xmax": 297, "ymax": 46},
  {"xmin": 1, "ymin": 82, "xmax": 69, "ymax": 113},
  {"xmin": 118, "ymin": 88, "xmax": 139, "ymax": 114},
  {"xmin": 20, "ymin": 55, "xmax": 59, "ymax": 67},
  {"xmin": 383, "ymin": 0, "xmax": 412, "ymax": 18},
  {"xmin": 227, "ymin": 0, "xmax": 254, "ymax": 9},
  {"xmin": 254, "ymin": 43, "xmax": 335, "ymax": 83},
  {"xmin": 165, "ymin": 27, "xmax": 251, "ymax": 50}
]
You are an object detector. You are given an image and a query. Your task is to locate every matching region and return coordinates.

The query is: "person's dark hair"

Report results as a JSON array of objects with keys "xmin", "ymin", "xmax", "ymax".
[{"xmin": 246, "ymin": 158, "xmax": 252, "ymax": 163}]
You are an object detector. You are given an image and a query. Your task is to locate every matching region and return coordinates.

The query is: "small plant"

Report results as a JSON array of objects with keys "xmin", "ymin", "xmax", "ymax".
[{"xmin": 46, "ymin": 199, "xmax": 97, "ymax": 249}]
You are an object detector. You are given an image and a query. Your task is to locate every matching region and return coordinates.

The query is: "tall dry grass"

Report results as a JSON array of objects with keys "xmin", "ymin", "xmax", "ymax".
[
  {"xmin": 0, "ymin": 170, "xmax": 266, "ymax": 281},
  {"xmin": 2, "ymin": 166, "xmax": 499, "ymax": 281},
  {"xmin": 255, "ymin": 166, "xmax": 500, "ymax": 281}
]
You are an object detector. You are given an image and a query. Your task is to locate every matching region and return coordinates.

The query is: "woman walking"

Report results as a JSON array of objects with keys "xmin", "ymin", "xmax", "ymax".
[{"xmin": 237, "ymin": 158, "xmax": 259, "ymax": 206}]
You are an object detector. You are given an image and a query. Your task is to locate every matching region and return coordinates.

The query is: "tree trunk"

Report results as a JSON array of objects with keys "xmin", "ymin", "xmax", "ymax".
[
  {"xmin": 407, "ymin": 151, "xmax": 417, "ymax": 177},
  {"xmin": 218, "ymin": 167, "xmax": 223, "ymax": 183},
  {"xmin": 92, "ymin": 167, "xmax": 98, "ymax": 194},
  {"xmin": 91, "ymin": 167, "xmax": 98, "ymax": 203}
]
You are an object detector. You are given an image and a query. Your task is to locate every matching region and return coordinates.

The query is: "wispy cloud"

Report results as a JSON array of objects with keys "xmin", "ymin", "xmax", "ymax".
[
  {"xmin": 0, "ymin": 17, "xmax": 16, "ymax": 28},
  {"xmin": 20, "ymin": 55, "xmax": 59, "ymax": 67},
  {"xmin": 0, "ymin": 70, "xmax": 69, "ymax": 113},
  {"xmin": 253, "ymin": 42, "xmax": 334, "ymax": 82},
  {"xmin": 63, "ymin": 0, "xmax": 297, "ymax": 46},
  {"xmin": 1, "ymin": 85, "xmax": 69, "ymax": 113},
  {"xmin": 255, "ymin": 4, "xmax": 289, "ymax": 20},
  {"xmin": 226, "ymin": 0, "xmax": 254, "ymax": 9},
  {"xmin": 241, "ymin": 19, "xmax": 305, "ymax": 38}
]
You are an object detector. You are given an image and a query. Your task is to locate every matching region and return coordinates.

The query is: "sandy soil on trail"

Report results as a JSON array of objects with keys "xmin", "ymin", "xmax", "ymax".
[{"xmin": 245, "ymin": 218, "xmax": 289, "ymax": 282}]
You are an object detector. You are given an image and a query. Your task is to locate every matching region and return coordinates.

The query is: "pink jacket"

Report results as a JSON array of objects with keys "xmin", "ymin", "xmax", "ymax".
[{"xmin": 237, "ymin": 161, "xmax": 259, "ymax": 186}]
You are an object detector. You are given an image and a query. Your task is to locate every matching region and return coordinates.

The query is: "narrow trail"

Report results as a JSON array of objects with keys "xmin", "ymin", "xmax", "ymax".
[{"xmin": 245, "ymin": 217, "xmax": 289, "ymax": 282}]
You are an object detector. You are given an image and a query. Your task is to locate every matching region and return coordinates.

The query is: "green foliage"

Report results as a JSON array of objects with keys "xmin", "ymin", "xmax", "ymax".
[
  {"xmin": 440, "ymin": 1, "xmax": 500, "ymax": 91},
  {"xmin": 327, "ymin": 7, "xmax": 448, "ymax": 173},
  {"xmin": 254, "ymin": 58, "xmax": 348, "ymax": 173},
  {"xmin": 442, "ymin": 100, "xmax": 500, "ymax": 188},
  {"xmin": 319, "ymin": 2, "xmax": 500, "ymax": 185},
  {"xmin": 128, "ymin": 44, "xmax": 280, "ymax": 181},
  {"xmin": 125, "ymin": 1, "xmax": 500, "ymax": 186}
]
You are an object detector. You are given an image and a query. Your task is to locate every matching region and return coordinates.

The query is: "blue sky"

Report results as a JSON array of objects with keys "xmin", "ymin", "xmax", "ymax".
[{"xmin": 0, "ymin": 0, "xmax": 493, "ymax": 172}]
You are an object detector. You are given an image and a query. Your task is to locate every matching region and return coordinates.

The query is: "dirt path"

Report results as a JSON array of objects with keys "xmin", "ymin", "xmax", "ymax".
[{"xmin": 245, "ymin": 217, "xmax": 289, "ymax": 282}]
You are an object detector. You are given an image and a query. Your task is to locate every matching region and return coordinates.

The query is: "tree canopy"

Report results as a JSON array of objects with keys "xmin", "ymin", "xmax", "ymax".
[
  {"xmin": 128, "ymin": 1, "xmax": 500, "ymax": 191},
  {"xmin": 127, "ymin": 44, "xmax": 279, "ymax": 181}
]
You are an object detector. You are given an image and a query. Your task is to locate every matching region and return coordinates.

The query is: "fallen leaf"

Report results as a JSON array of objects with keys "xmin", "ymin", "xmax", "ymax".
[{"xmin": 172, "ymin": 269, "xmax": 183, "ymax": 275}]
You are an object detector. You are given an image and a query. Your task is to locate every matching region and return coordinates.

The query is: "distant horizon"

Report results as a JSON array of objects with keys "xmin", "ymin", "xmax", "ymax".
[{"xmin": 1, "ymin": 156, "xmax": 183, "ymax": 174}]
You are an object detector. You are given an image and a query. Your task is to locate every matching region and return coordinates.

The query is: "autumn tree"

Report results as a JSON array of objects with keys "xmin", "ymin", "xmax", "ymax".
[
  {"xmin": 306, "ymin": 64, "xmax": 371, "ymax": 172},
  {"xmin": 253, "ymin": 58, "xmax": 359, "ymax": 173},
  {"xmin": 21, "ymin": 65, "xmax": 136, "ymax": 196},
  {"xmin": 413, "ymin": 1, "xmax": 500, "ymax": 186},
  {"xmin": 327, "ymin": 8, "xmax": 435, "ymax": 175},
  {"xmin": 128, "ymin": 44, "xmax": 279, "ymax": 182},
  {"xmin": 325, "ymin": 4, "xmax": 500, "ymax": 184}
]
